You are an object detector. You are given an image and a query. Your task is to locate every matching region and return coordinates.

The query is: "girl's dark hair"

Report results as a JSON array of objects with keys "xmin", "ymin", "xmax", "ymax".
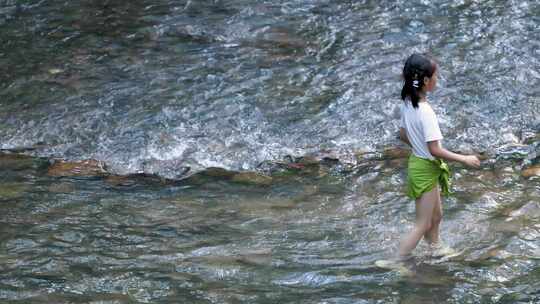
[{"xmin": 401, "ymin": 53, "xmax": 437, "ymax": 108}]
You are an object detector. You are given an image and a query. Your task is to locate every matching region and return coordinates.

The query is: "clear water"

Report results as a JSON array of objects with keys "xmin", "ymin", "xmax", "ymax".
[{"xmin": 0, "ymin": 0, "xmax": 539, "ymax": 303}]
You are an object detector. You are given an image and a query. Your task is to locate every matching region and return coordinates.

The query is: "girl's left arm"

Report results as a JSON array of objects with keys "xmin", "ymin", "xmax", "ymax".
[{"xmin": 428, "ymin": 141, "xmax": 480, "ymax": 167}]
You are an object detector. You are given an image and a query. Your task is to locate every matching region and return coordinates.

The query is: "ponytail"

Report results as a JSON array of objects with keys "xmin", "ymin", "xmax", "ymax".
[{"xmin": 401, "ymin": 53, "xmax": 437, "ymax": 108}]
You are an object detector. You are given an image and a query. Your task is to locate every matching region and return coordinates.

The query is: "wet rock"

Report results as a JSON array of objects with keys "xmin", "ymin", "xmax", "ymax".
[
  {"xmin": 469, "ymin": 246, "xmax": 510, "ymax": 261},
  {"xmin": 383, "ymin": 147, "xmax": 410, "ymax": 159},
  {"xmin": 257, "ymin": 27, "xmax": 307, "ymax": 50},
  {"xmin": 236, "ymin": 248, "xmax": 272, "ymax": 266},
  {"xmin": 496, "ymin": 143, "xmax": 530, "ymax": 160},
  {"xmin": 387, "ymin": 158, "xmax": 407, "ymax": 168},
  {"xmin": 492, "ymin": 220, "xmax": 521, "ymax": 232},
  {"xmin": 47, "ymin": 159, "xmax": 108, "ymax": 177},
  {"xmin": 170, "ymin": 25, "xmax": 219, "ymax": 44},
  {"xmin": 296, "ymin": 156, "xmax": 320, "ymax": 166},
  {"xmin": 354, "ymin": 149, "xmax": 378, "ymax": 163},
  {"xmin": 202, "ymin": 167, "xmax": 235, "ymax": 178},
  {"xmin": 191, "ymin": 248, "xmax": 272, "ymax": 266},
  {"xmin": 508, "ymin": 201, "xmax": 540, "ymax": 219},
  {"xmin": 47, "ymin": 182, "xmax": 75, "ymax": 193},
  {"xmin": 286, "ymin": 162, "xmax": 305, "ymax": 170},
  {"xmin": 104, "ymin": 175, "xmax": 136, "ymax": 187},
  {"xmin": 523, "ymin": 132, "xmax": 540, "ymax": 145},
  {"xmin": 126, "ymin": 173, "xmax": 172, "ymax": 185},
  {"xmin": 0, "ymin": 153, "xmax": 44, "ymax": 171},
  {"xmin": 522, "ymin": 165, "xmax": 540, "ymax": 178},
  {"xmin": 231, "ymin": 172, "xmax": 273, "ymax": 186}
]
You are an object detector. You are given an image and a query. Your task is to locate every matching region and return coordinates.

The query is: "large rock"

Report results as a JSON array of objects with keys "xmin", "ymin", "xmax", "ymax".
[
  {"xmin": 47, "ymin": 159, "xmax": 108, "ymax": 177},
  {"xmin": 232, "ymin": 172, "xmax": 273, "ymax": 186},
  {"xmin": 383, "ymin": 147, "xmax": 410, "ymax": 159},
  {"xmin": 524, "ymin": 132, "xmax": 540, "ymax": 145},
  {"xmin": 104, "ymin": 175, "xmax": 136, "ymax": 187},
  {"xmin": 509, "ymin": 201, "xmax": 540, "ymax": 219},
  {"xmin": 202, "ymin": 167, "xmax": 236, "ymax": 178},
  {"xmin": 522, "ymin": 165, "xmax": 540, "ymax": 178},
  {"xmin": 0, "ymin": 153, "xmax": 45, "ymax": 171}
]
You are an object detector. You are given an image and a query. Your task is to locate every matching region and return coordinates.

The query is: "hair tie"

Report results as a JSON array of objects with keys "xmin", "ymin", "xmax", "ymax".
[{"xmin": 412, "ymin": 80, "xmax": 419, "ymax": 88}]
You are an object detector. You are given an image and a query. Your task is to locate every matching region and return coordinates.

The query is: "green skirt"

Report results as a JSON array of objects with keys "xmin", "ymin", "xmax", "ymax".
[{"xmin": 406, "ymin": 154, "xmax": 452, "ymax": 199}]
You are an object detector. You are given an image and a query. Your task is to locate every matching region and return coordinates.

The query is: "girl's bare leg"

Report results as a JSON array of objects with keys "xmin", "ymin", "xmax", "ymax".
[
  {"xmin": 398, "ymin": 186, "xmax": 439, "ymax": 257},
  {"xmin": 424, "ymin": 186, "xmax": 442, "ymax": 245}
]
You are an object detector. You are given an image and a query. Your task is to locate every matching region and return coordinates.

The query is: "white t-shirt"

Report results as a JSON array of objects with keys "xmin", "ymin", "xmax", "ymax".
[{"xmin": 399, "ymin": 100, "xmax": 443, "ymax": 160}]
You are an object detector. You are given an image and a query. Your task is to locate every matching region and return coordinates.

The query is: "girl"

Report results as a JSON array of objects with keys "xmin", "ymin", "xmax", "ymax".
[{"xmin": 397, "ymin": 53, "xmax": 480, "ymax": 259}]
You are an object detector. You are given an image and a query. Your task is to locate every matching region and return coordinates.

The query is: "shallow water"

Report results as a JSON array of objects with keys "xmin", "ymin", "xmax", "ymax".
[
  {"xmin": 1, "ymin": 153, "xmax": 539, "ymax": 303},
  {"xmin": 0, "ymin": 0, "xmax": 539, "ymax": 303}
]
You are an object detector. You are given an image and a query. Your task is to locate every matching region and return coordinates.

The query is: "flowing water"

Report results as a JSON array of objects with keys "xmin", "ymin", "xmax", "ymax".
[{"xmin": 1, "ymin": 0, "xmax": 539, "ymax": 303}]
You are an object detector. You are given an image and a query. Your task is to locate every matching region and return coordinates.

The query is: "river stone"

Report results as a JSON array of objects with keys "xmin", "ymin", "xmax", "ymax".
[
  {"xmin": 0, "ymin": 153, "xmax": 42, "ymax": 170},
  {"xmin": 383, "ymin": 147, "xmax": 410, "ymax": 159},
  {"xmin": 231, "ymin": 172, "xmax": 273, "ymax": 186},
  {"xmin": 522, "ymin": 165, "xmax": 540, "ymax": 178},
  {"xmin": 104, "ymin": 175, "xmax": 135, "ymax": 187},
  {"xmin": 524, "ymin": 132, "xmax": 540, "ymax": 145},
  {"xmin": 258, "ymin": 27, "xmax": 307, "ymax": 50},
  {"xmin": 202, "ymin": 167, "xmax": 235, "ymax": 178},
  {"xmin": 354, "ymin": 149, "xmax": 368, "ymax": 159},
  {"xmin": 387, "ymin": 158, "xmax": 407, "ymax": 168},
  {"xmin": 509, "ymin": 201, "xmax": 540, "ymax": 219},
  {"xmin": 47, "ymin": 182, "xmax": 75, "ymax": 193},
  {"xmin": 297, "ymin": 156, "xmax": 320, "ymax": 166},
  {"xmin": 47, "ymin": 159, "xmax": 108, "ymax": 177},
  {"xmin": 0, "ymin": 183, "xmax": 28, "ymax": 200}
]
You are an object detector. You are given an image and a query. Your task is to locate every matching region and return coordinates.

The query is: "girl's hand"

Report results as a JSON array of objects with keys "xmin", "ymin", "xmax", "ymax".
[{"xmin": 462, "ymin": 155, "xmax": 481, "ymax": 168}]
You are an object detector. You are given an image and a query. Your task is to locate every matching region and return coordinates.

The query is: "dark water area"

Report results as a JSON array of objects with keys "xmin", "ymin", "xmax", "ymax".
[{"xmin": 1, "ymin": 0, "xmax": 540, "ymax": 303}]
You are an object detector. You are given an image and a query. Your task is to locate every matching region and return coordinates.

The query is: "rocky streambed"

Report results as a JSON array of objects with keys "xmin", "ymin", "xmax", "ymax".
[{"xmin": 1, "ymin": 142, "xmax": 539, "ymax": 303}]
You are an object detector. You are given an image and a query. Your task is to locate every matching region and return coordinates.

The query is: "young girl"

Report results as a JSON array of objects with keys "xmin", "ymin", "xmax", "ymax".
[{"xmin": 397, "ymin": 53, "xmax": 480, "ymax": 259}]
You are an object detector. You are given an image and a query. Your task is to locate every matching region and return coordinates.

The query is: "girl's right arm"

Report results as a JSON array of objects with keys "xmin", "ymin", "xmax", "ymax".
[{"xmin": 427, "ymin": 141, "xmax": 480, "ymax": 168}]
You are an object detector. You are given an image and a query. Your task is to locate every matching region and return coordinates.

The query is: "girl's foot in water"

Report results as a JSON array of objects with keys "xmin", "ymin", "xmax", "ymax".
[
  {"xmin": 429, "ymin": 242, "xmax": 456, "ymax": 258},
  {"xmin": 375, "ymin": 255, "xmax": 415, "ymax": 276}
]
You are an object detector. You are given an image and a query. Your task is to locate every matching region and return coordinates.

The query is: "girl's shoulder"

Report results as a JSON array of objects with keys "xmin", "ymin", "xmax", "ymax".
[{"xmin": 418, "ymin": 101, "xmax": 436, "ymax": 114}]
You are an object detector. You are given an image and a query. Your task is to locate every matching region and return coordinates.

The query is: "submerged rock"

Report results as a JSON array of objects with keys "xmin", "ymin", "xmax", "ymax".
[
  {"xmin": 383, "ymin": 147, "xmax": 410, "ymax": 159},
  {"xmin": 231, "ymin": 172, "xmax": 273, "ymax": 186},
  {"xmin": 47, "ymin": 182, "xmax": 75, "ymax": 193},
  {"xmin": 523, "ymin": 132, "xmax": 540, "ymax": 145},
  {"xmin": 0, "ymin": 153, "xmax": 46, "ymax": 171},
  {"xmin": 0, "ymin": 183, "xmax": 28, "ymax": 200},
  {"xmin": 47, "ymin": 159, "xmax": 108, "ymax": 177},
  {"xmin": 508, "ymin": 201, "xmax": 540, "ymax": 219},
  {"xmin": 522, "ymin": 165, "xmax": 540, "ymax": 178},
  {"xmin": 104, "ymin": 175, "xmax": 136, "ymax": 187},
  {"xmin": 202, "ymin": 167, "xmax": 236, "ymax": 179},
  {"xmin": 296, "ymin": 156, "xmax": 320, "ymax": 166}
]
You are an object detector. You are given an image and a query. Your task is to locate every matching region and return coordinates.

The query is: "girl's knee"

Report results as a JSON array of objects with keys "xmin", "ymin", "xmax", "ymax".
[{"xmin": 432, "ymin": 211, "xmax": 442, "ymax": 224}]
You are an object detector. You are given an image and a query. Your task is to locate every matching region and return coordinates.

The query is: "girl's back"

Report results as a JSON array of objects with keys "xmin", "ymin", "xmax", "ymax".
[{"xmin": 400, "ymin": 100, "xmax": 442, "ymax": 160}]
